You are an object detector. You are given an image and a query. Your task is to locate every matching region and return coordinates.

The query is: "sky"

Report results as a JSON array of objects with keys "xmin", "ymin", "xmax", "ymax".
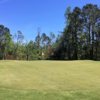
[{"xmin": 0, "ymin": 0, "xmax": 100, "ymax": 41}]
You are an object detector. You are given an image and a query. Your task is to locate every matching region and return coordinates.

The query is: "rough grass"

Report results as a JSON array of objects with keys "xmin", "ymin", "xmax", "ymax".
[{"xmin": 0, "ymin": 60, "xmax": 100, "ymax": 100}]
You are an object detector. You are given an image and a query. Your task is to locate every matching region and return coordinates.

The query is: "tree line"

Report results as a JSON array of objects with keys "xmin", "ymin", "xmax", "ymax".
[
  {"xmin": 0, "ymin": 25, "xmax": 56, "ymax": 60},
  {"xmin": 51, "ymin": 4, "xmax": 100, "ymax": 60},
  {"xmin": 0, "ymin": 4, "xmax": 100, "ymax": 60}
]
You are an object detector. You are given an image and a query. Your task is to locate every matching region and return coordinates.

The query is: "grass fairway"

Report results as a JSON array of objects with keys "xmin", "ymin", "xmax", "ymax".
[{"xmin": 0, "ymin": 60, "xmax": 100, "ymax": 100}]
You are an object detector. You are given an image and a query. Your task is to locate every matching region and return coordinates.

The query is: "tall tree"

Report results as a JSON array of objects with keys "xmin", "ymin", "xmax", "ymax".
[
  {"xmin": 13, "ymin": 31, "xmax": 24, "ymax": 59},
  {"xmin": 0, "ymin": 25, "xmax": 12, "ymax": 59}
]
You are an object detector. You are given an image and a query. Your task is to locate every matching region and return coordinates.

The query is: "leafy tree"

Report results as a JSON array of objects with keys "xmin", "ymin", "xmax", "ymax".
[
  {"xmin": 0, "ymin": 25, "xmax": 12, "ymax": 59},
  {"xmin": 13, "ymin": 31, "xmax": 24, "ymax": 59},
  {"xmin": 51, "ymin": 4, "xmax": 100, "ymax": 60}
]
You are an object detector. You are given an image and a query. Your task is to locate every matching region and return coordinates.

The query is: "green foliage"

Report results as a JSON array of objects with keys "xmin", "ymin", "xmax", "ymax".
[
  {"xmin": 0, "ymin": 3, "xmax": 100, "ymax": 61},
  {"xmin": 0, "ymin": 25, "xmax": 12, "ymax": 59},
  {"xmin": 52, "ymin": 4, "xmax": 100, "ymax": 60}
]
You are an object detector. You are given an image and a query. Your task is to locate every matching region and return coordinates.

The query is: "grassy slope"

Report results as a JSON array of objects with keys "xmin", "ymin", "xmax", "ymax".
[{"xmin": 0, "ymin": 60, "xmax": 100, "ymax": 100}]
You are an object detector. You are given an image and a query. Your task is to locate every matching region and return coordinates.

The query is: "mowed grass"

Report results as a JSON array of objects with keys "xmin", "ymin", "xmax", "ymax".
[{"xmin": 0, "ymin": 60, "xmax": 100, "ymax": 100}]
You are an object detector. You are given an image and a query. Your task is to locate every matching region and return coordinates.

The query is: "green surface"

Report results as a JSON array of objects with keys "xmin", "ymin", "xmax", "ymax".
[{"xmin": 0, "ymin": 60, "xmax": 100, "ymax": 100}]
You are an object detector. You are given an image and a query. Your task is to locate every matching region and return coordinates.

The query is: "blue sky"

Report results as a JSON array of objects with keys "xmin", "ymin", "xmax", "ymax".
[{"xmin": 0, "ymin": 0, "xmax": 100, "ymax": 41}]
